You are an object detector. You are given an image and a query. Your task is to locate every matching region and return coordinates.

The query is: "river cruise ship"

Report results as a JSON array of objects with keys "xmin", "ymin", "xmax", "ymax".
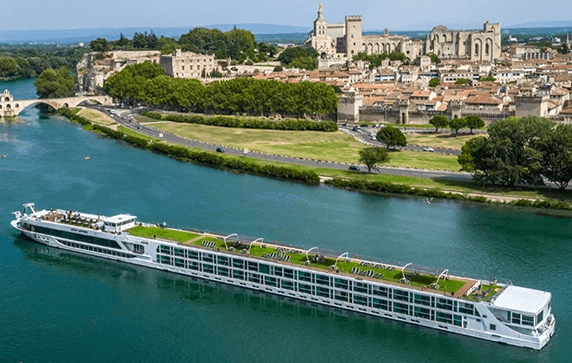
[{"xmin": 11, "ymin": 203, "xmax": 555, "ymax": 350}]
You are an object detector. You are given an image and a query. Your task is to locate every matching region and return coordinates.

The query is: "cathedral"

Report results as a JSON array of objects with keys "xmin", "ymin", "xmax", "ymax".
[{"xmin": 305, "ymin": 3, "xmax": 501, "ymax": 63}]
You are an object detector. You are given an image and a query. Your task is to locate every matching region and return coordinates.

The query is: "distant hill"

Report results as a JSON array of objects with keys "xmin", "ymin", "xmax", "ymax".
[
  {"xmin": 508, "ymin": 20, "xmax": 572, "ymax": 28},
  {"xmin": 202, "ymin": 23, "xmax": 310, "ymax": 34},
  {"xmin": 0, "ymin": 24, "xmax": 311, "ymax": 44}
]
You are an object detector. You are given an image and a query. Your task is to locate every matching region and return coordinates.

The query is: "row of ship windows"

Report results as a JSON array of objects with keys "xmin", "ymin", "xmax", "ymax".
[
  {"xmin": 157, "ymin": 255, "xmax": 464, "ymax": 326},
  {"xmin": 155, "ymin": 253, "xmax": 477, "ymax": 316},
  {"xmin": 25, "ymin": 224, "xmax": 122, "ymax": 249},
  {"xmin": 60, "ymin": 240, "xmax": 134, "ymax": 258}
]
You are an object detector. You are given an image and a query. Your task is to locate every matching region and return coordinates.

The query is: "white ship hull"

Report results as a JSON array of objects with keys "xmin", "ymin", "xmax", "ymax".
[{"xmin": 11, "ymin": 208, "xmax": 556, "ymax": 350}]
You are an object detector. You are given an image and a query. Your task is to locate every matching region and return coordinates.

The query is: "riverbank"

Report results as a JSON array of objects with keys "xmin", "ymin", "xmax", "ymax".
[{"xmin": 68, "ymin": 107, "xmax": 572, "ymax": 211}]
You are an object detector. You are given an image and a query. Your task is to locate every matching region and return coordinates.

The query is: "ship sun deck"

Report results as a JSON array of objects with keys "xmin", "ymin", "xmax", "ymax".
[{"xmin": 126, "ymin": 224, "xmax": 490, "ymax": 300}]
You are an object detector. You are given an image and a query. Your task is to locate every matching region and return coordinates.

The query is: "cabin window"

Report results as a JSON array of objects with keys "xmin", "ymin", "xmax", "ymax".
[
  {"xmin": 258, "ymin": 264, "xmax": 269, "ymax": 275},
  {"xmin": 202, "ymin": 264, "xmax": 214, "ymax": 274},
  {"xmin": 373, "ymin": 286, "xmax": 391, "ymax": 298},
  {"xmin": 188, "ymin": 251, "xmax": 199, "ymax": 260},
  {"xmin": 202, "ymin": 253, "xmax": 214, "ymax": 263},
  {"xmin": 394, "ymin": 289, "xmax": 409, "ymax": 302},
  {"xmin": 189, "ymin": 261, "xmax": 199, "ymax": 270},
  {"xmin": 394, "ymin": 302, "xmax": 409, "ymax": 315},
  {"xmin": 522, "ymin": 315, "xmax": 534, "ymax": 326},
  {"xmin": 174, "ymin": 248, "xmax": 185, "ymax": 257},
  {"xmin": 334, "ymin": 278, "xmax": 349, "ymax": 290},
  {"xmin": 232, "ymin": 270, "xmax": 244, "ymax": 280},
  {"xmin": 458, "ymin": 302, "xmax": 474, "ymax": 315},
  {"xmin": 264, "ymin": 276, "xmax": 277, "ymax": 287},
  {"xmin": 372, "ymin": 298, "xmax": 391, "ymax": 311},
  {"xmin": 315, "ymin": 274, "xmax": 330, "ymax": 286},
  {"xmin": 175, "ymin": 258, "xmax": 185, "ymax": 268},
  {"xmin": 160, "ymin": 245, "xmax": 171, "ymax": 255},
  {"xmin": 283, "ymin": 268, "xmax": 294, "ymax": 279},
  {"xmin": 217, "ymin": 266, "xmax": 229, "ymax": 277},
  {"xmin": 454, "ymin": 315, "xmax": 462, "ymax": 327},
  {"xmin": 354, "ymin": 294, "xmax": 368, "ymax": 306},
  {"xmin": 232, "ymin": 259, "xmax": 244, "ymax": 269},
  {"xmin": 436, "ymin": 298, "xmax": 453, "ymax": 311},
  {"xmin": 274, "ymin": 266, "xmax": 283, "ymax": 276},
  {"xmin": 414, "ymin": 294, "xmax": 431, "ymax": 306},
  {"xmin": 354, "ymin": 282, "xmax": 369, "ymax": 294},
  {"xmin": 537, "ymin": 311, "xmax": 544, "ymax": 324},
  {"xmin": 281, "ymin": 280, "xmax": 295, "ymax": 290},
  {"xmin": 298, "ymin": 271, "xmax": 313, "ymax": 283},
  {"xmin": 436, "ymin": 311, "xmax": 453, "ymax": 324},
  {"xmin": 511, "ymin": 313, "xmax": 521, "ymax": 325},
  {"xmin": 217, "ymin": 255, "xmax": 229, "ymax": 266},
  {"xmin": 316, "ymin": 286, "xmax": 330, "ymax": 298},
  {"xmin": 298, "ymin": 283, "xmax": 313, "ymax": 295},
  {"xmin": 248, "ymin": 273, "xmax": 261, "ymax": 284},
  {"xmin": 247, "ymin": 261, "xmax": 258, "ymax": 272},
  {"xmin": 334, "ymin": 290, "xmax": 349, "ymax": 302},
  {"xmin": 414, "ymin": 306, "xmax": 431, "ymax": 319},
  {"xmin": 490, "ymin": 324, "xmax": 496, "ymax": 331}
]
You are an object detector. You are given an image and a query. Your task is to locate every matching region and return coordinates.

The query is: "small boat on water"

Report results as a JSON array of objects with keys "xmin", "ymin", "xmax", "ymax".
[
  {"xmin": 0, "ymin": 154, "xmax": 6, "ymax": 158},
  {"xmin": 84, "ymin": 155, "xmax": 90, "ymax": 160}
]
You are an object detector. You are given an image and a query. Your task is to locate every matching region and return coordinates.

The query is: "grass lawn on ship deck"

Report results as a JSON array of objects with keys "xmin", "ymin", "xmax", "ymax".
[{"xmin": 127, "ymin": 226, "xmax": 201, "ymax": 242}]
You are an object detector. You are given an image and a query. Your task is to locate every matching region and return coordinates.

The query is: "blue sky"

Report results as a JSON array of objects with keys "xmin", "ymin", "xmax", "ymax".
[{"xmin": 1, "ymin": 0, "xmax": 571, "ymax": 31}]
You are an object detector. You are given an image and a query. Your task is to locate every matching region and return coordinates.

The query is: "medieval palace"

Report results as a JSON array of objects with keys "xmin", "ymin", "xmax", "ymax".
[{"xmin": 305, "ymin": 3, "xmax": 501, "ymax": 63}]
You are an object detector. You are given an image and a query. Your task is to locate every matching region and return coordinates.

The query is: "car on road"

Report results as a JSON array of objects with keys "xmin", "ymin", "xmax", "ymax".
[
  {"xmin": 216, "ymin": 147, "xmax": 225, "ymax": 153},
  {"xmin": 423, "ymin": 147, "xmax": 435, "ymax": 152},
  {"xmin": 136, "ymin": 126, "xmax": 142, "ymax": 129},
  {"xmin": 348, "ymin": 165, "xmax": 361, "ymax": 171},
  {"xmin": 352, "ymin": 126, "xmax": 358, "ymax": 131}
]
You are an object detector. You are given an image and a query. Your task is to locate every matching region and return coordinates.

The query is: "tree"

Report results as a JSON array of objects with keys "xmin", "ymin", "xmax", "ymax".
[
  {"xmin": 537, "ymin": 124, "xmax": 572, "ymax": 190},
  {"xmin": 427, "ymin": 53, "xmax": 439, "ymax": 63},
  {"xmin": 34, "ymin": 67, "xmax": 77, "ymax": 98},
  {"xmin": 429, "ymin": 115, "xmax": 449, "ymax": 133},
  {"xmin": 359, "ymin": 147, "xmax": 389, "ymax": 172},
  {"xmin": 466, "ymin": 115, "xmax": 485, "ymax": 134},
  {"xmin": 449, "ymin": 117, "xmax": 467, "ymax": 136},
  {"xmin": 429, "ymin": 78, "xmax": 440, "ymax": 87},
  {"xmin": 273, "ymin": 65, "xmax": 283, "ymax": 72},
  {"xmin": 481, "ymin": 76, "xmax": 496, "ymax": 82},
  {"xmin": 455, "ymin": 78, "xmax": 469, "ymax": 84},
  {"xmin": 376, "ymin": 125, "xmax": 407, "ymax": 148},
  {"xmin": 559, "ymin": 43, "xmax": 570, "ymax": 55},
  {"xmin": 89, "ymin": 38, "xmax": 110, "ymax": 52},
  {"xmin": 459, "ymin": 116, "xmax": 554, "ymax": 186}
]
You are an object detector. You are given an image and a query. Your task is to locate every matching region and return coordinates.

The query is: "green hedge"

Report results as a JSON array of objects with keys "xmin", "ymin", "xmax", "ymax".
[
  {"xmin": 324, "ymin": 178, "xmax": 572, "ymax": 210},
  {"xmin": 142, "ymin": 111, "xmax": 338, "ymax": 132},
  {"xmin": 57, "ymin": 109, "xmax": 320, "ymax": 185}
]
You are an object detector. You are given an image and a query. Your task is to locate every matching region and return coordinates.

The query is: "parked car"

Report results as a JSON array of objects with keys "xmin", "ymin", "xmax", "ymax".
[
  {"xmin": 423, "ymin": 147, "xmax": 435, "ymax": 152},
  {"xmin": 352, "ymin": 126, "xmax": 358, "ymax": 131},
  {"xmin": 136, "ymin": 126, "xmax": 142, "ymax": 129},
  {"xmin": 216, "ymin": 147, "xmax": 225, "ymax": 153},
  {"xmin": 348, "ymin": 165, "xmax": 361, "ymax": 171}
]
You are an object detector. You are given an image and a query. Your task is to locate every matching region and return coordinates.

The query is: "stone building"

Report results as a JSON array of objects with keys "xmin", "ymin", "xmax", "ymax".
[
  {"xmin": 77, "ymin": 51, "xmax": 161, "ymax": 95},
  {"xmin": 305, "ymin": 3, "xmax": 501, "ymax": 63},
  {"xmin": 159, "ymin": 49, "xmax": 217, "ymax": 79}
]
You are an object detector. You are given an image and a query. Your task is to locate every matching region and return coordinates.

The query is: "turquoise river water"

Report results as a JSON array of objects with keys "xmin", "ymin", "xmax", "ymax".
[{"xmin": 0, "ymin": 78, "xmax": 571, "ymax": 362}]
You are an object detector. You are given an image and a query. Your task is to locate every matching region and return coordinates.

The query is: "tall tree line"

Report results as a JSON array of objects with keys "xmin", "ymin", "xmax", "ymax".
[{"xmin": 103, "ymin": 63, "xmax": 338, "ymax": 118}]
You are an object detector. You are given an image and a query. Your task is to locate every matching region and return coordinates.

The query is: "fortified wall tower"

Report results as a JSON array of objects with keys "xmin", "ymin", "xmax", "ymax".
[{"xmin": 345, "ymin": 16, "xmax": 362, "ymax": 58}]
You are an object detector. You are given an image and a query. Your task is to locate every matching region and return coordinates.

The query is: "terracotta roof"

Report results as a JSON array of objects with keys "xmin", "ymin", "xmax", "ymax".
[{"xmin": 464, "ymin": 94, "xmax": 502, "ymax": 105}]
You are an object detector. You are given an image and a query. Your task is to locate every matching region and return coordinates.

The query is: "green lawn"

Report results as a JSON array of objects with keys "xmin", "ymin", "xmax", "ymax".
[
  {"xmin": 152, "ymin": 122, "xmax": 461, "ymax": 170},
  {"xmin": 79, "ymin": 108, "xmax": 117, "ymax": 126},
  {"xmin": 406, "ymin": 133, "xmax": 481, "ymax": 150},
  {"xmin": 127, "ymin": 226, "xmax": 201, "ymax": 242},
  {"xmin": 154, "ymin": 122, "xmax": 365, "ymax": 163},
  {"xmin": 118, "ymin": 126, "xmax": 160, "ymax": 142}
]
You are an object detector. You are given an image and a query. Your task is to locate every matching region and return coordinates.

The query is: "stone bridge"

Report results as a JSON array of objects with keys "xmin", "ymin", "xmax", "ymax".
[{"xmin": 0, "ymin": 89, "xmax": 114, "ymax": 118}]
